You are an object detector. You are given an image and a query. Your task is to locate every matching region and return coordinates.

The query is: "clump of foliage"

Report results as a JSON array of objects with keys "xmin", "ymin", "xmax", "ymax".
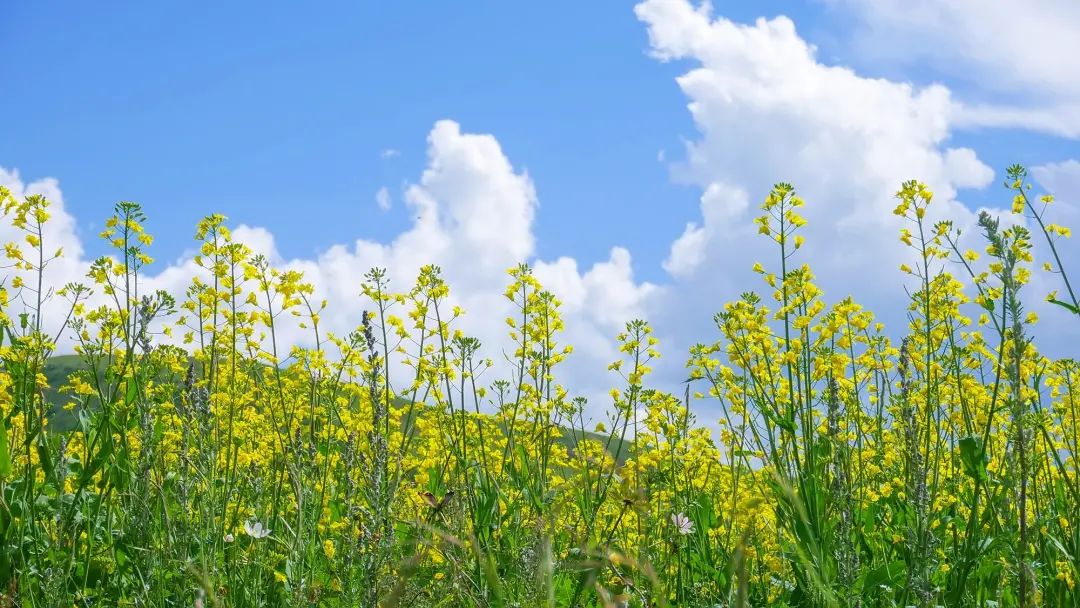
[{"xmin": 0, "ymin": 165, "xmax": 1077, "ymax": 607}]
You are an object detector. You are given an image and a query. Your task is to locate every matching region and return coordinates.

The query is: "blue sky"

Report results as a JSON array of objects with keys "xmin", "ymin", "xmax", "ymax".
[
  {"xmin": 11, "ymin": 1, "xmax": 1071, "ymax": 279},
  {"xmin": 3, "ymin": 0, "xmax": 1079, "ymax": 404},
  {"xmin": 5, "ymin": 1, "xmax": 705, "ymax": 276}
]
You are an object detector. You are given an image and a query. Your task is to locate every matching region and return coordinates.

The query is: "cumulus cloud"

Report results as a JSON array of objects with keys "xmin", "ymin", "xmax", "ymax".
[
  {"xmin": 631, "ymin": 0, "xmax": 1080, "ymax": 382},
  {"xmin": 636, "ymin": 0, "xmax": 990, "ymax": 289},
  {"xmin": 1022, "ymin": 160, "xmax": 1080, "ymax": 347},
  {"xmin": 1034, "ymin": 160, "xmax": 1080, "ymax": 197},
  {"xmin": 137, "ymin": 119, "xmax": 562, "ymax": 354},
  {"xmin": 534, "ymin": 248, "xmax": 661, "ymax": 376},
  {"xmin": 1031, "ymin": 159, "xmax": 1080, "ymax": 285},
  {"xmin": 0, "ymin": 168, "xmax": 92, "ymax": 336},
  {"xmin": 828, "ymin": 0, "xmax": 1080, "ymax": 138}
]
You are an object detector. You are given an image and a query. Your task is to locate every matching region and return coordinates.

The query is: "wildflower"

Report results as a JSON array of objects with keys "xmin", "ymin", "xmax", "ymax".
[
  {"xmin": 224, "ymin": 533, "xmax": 234, "ymax": 543},
  {"xmin": 671, "ymin": 512, "xmax": 694, "ymax": 535},
  {"xmin": 244, "ymin": 520, "xmax": 271, "ymax": 539}
]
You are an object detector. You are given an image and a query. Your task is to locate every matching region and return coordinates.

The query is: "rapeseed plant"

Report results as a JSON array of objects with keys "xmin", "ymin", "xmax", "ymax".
[{"xmin": 0, "ymin": 166, "xmax": 1077, "ymax": 606}]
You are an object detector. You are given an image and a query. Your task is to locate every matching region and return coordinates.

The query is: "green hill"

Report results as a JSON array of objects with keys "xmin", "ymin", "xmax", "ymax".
[{"xmin": 37, "ymin": 355, "xmax": 631, "ymax": 460}]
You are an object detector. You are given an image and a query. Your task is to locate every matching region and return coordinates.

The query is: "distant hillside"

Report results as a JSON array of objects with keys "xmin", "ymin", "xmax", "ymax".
[
  {"xmin": 42, "ymin": 354, "xmax": 92, "ymax": 432},
  {"xmin": 37, "ymin": 355, "xmax": 631, "ymax": 461}
]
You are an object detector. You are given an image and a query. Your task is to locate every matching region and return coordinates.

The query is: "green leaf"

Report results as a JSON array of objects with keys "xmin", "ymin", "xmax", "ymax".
[
  {"xmin": 125, "ymin": 376, "xmax": 139, "ymax": 406},
  {"xmin": 861, "ymin": 560, "xmax": 906, "ymax": 593},
  {"xmin": 1048, "ymin": 298, "xmax": 1080, "ymax": 315},
  {"xmin": 958, "ymin": 436, "xmax": 987, "ymax": 482},
  {"xmin": 37, "ymin": 440, "xmax": 56, "ymax": 486},
  {"xmin": 762, "ymin": 406, "xmax": 796, "ymax": 434}
]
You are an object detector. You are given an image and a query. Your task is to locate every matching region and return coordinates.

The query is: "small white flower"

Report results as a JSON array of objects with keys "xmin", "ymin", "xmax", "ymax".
[
  {"xmin": 224, "ymin": 533, "xmax": 234, "ymax": 543},
  {"xmin": 671, "ymin": 512, "xmax": 694, "ymax": 535},
  {"xmin": 244, "ymin": 520, "xmax": 271, "ymax": 539}
]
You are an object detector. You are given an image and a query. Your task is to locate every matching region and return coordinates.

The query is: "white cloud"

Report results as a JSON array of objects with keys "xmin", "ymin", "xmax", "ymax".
[
  {"xmin": 0, "ymin": 168, "xmax": 92, "ymax": 337},
  {"xmin": 953, "ymin": 104, "xmax": 1080, "ymax": 139},
  {"xmin": 828, "ymin": 0, "xmax": 1080, "ymax": 138},
  {"xmin": 663, "ymin": 182, "xmax": 749, "ymax": 278},
  {"xmin": 380, "ymin": 148, "xmax": 400, "ymax": 159},
  {"xmin": 536, "ymin": 247, "xmax": 659, "ymax": 333},
  {"xmin": 1024, "ymin": 160, "xmax": 1080, "ymax": 346},
  {"xmin": 375, "ymin": 186, "xmax": 391, "ymax": 211},
  {"xmin": 135, "ymin": 120, "xmax": 551, "ymax": 355},
  {"xmin": 1034, "ymin": 160, "xmax": 1080, "ymax": 198},
  {"xmin": 630, "ymin": 0, "xmax": 1078, "ymax": 373},
  {"xmin": 1031, "ymin": 160, "xmax": 1080, "ymax": 281}
]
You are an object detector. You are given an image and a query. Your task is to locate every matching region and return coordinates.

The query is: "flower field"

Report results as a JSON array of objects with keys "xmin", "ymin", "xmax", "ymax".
[{"xmin": 1, "ymin": 164, "xmax": 1079, "ymax": 607}]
